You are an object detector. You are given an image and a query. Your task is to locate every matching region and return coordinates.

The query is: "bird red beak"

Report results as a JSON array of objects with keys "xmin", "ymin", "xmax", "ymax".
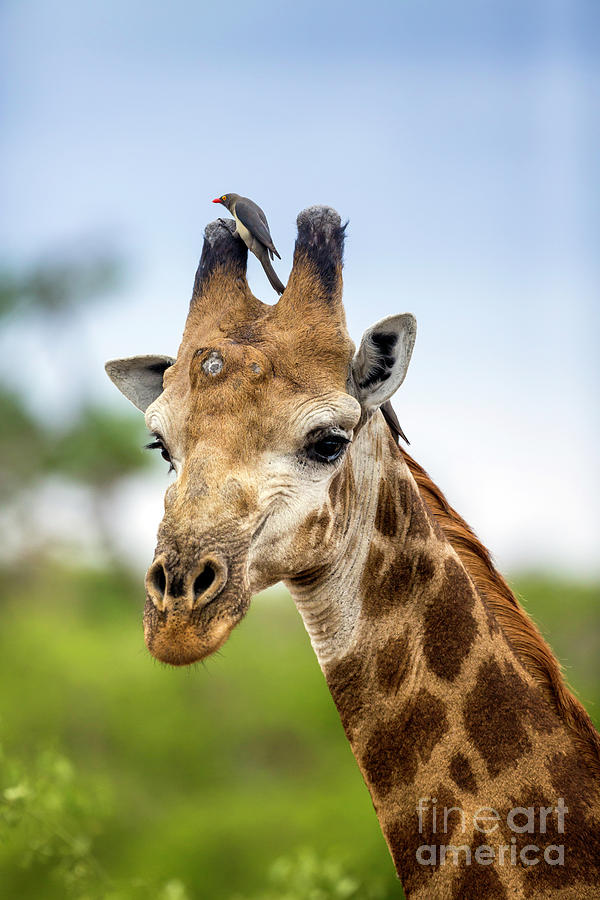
[{"xmin": 212, "ymin": 198, "xmax": 223, "ymax": 204}]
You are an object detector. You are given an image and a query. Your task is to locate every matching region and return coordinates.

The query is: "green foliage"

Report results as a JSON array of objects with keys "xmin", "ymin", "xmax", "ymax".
[
  {"xmin": 0, "ymin": 745, "xmax": 108, "ymax": 897},
  {"xmin": 0, "ymin": 742, "xmax": 193, "ymax": 899},
  {"xmin": 232, "ymin": 848, "xmax": 389, "ymax": 900}
]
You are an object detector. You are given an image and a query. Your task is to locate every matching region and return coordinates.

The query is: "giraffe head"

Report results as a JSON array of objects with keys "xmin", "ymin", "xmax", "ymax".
[{"xmin": 106, "ymin": 209, "xmax": 416, "ymax": 665}]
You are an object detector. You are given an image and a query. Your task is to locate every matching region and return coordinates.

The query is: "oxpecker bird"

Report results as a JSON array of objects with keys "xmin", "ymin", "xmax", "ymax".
[{"xmin": 212, "ymin": 193, "xmax": 285, "ymax": 294}]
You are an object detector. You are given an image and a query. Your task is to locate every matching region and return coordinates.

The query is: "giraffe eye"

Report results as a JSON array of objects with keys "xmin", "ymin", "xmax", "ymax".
[{"xmin": 305, "ymin": 432, "xmax": 350, "ymax": 464}]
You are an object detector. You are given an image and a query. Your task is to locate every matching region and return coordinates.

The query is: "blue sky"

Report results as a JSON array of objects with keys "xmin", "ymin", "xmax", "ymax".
[{"xmin": 1, "ymin": 0, "xmax": 598, "ymax": 573}]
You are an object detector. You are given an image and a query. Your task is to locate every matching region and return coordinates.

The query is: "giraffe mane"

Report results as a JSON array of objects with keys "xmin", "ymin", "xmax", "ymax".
[{"xmin": 401, "ymin": 447, "xmax": 600, "ymax": 777}]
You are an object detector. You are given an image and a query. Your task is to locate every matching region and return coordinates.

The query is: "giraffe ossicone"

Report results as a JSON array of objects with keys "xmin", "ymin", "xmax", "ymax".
[{"xmin": 106, "ymin": 207, "xmax": 600, "ymax": 899}]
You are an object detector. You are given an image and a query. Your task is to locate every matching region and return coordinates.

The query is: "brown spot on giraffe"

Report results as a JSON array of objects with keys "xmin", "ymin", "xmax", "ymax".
[
  {"xmin": 528, "ymin": 685, "xmax": 561, "ymax": 735},
  {"xmin": 328, "ymin": 459, "xmax": 355, "ymax": 535},
  {"xmin": 360, "ymin": 543, "xmax": 387, "ymax": 615},
  {"xmin": 362, "ymin": 689, "xmax": 448, "ymax": 796},
  {"xmin": 299, "ymin": 507, "xmax": 332, "ymax": 552},
  {"xmin": 414, "ymin": 551, "xmax": 436, "ymax": 582},
  {"xmin": 455, "ymin": 837, "xmax": 507, "ymax": 899},
  {"xmin": 385, "ymin": 785, "xmax": 460, "ymax": 894},
  {"xmin": 374, "ymin": 476, "xmax": 398, "ymax": 537},
  {"xmin": 325, "ymin": 653, "xmax": 365, "ymax": 737},
  {"xmin": 448, "ymin": 751, "xmax": 478, "ymax": 794},
  {"xmin": 406, "ymin": 499, "xmax": 431, "ymax": 540},
  {"xmin": 375, "ymin": 628, "xmax": 411, "ymax": 694},
  {"xmin": 361, "ymin": 546, "xmax": 436, "ymax": 618},
  {"xmin": 395, "ymin": 474, "xmax": 412, "ymax": 516},
  {"xmin": 463, "ymin": 658, "xmax": 533, "ymax": 777},
  {"xmin": 396, "ymin": 475, "xmax": 431, "ymax": 540},
  {"xmin": 423, "ymin": 556, "xmax": 478, "ymax": 682}
]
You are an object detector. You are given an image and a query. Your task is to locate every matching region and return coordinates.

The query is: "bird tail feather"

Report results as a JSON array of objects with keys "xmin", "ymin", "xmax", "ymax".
[
  {"xmin": 381, "ymin": 400, "xmax": 410, "ymax": 445},
  {"xmin": 262, "ymin": 257, "xmax": 285, "ymax": 294}
]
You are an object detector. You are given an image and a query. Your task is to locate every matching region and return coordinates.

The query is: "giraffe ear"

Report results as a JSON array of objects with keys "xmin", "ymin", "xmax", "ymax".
[
  {"xmin": 105, "ymin": 355, "xmax": 175, "ymax": 412},
  {"xmin": 351, "ymin": 314, "xmax": 417, "ymax": 409}
]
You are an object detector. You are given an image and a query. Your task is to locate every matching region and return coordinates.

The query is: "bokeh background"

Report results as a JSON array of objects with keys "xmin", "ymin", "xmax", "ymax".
[{"xmin": 1, "ymin": 1, "xmax": 598, "ymax": 897}]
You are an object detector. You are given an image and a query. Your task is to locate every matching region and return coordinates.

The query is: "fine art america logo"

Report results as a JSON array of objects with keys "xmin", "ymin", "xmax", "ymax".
[{"xmin": 416, "ymin": 798, "xmax": 567, "ymax": 867}]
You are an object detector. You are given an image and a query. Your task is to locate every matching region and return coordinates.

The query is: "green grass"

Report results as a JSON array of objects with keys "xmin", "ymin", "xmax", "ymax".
[{"xmin": 0, "ymin": 563, "xmax": 598, "ymax": 898}]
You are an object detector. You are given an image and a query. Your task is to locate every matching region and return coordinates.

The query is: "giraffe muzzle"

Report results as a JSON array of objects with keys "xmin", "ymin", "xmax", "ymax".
[{"xmin": 142, "ymin": 548, "xmax": 251, "ymax": 666}]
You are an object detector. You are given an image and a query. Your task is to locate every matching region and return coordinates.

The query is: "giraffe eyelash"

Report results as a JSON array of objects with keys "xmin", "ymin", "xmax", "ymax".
[{"xmin": 145, "ymin": 435, "xmax": 175, "ymax": 472}]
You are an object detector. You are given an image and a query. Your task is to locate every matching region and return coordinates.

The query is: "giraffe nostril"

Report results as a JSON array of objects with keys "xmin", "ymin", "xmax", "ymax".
[
  {"xmin": 151, "ymin": 561, "xmax": 167, "ymax": 597},
  {"xmin": 146, "ymin": 559, "xmax": 168, "ymax": 609},
  {"xmin": 147, "ymin": 555, "xmax": 227, "ymax": 611},
  {"xmin": 193, "ymin": 562, "xmax": 216, "ymax": 602}
]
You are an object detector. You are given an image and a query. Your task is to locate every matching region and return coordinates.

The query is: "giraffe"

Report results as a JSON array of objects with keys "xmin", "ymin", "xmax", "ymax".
[{"xmin": 106, "ymin": 208, "xmax": 600, "ymax": 898}]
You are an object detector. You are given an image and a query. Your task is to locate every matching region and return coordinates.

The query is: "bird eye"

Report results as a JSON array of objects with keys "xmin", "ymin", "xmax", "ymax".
[
  {"xmin": 306, "ymin": 433, "xmax": 350, "ymax": 464},
  {"xmin": 145, "ymin": 435, "xmax": 174, "ymax": 472},
  {"xmin": 221, "ymin": 195, "xmax": 227, "ymax": 201}
]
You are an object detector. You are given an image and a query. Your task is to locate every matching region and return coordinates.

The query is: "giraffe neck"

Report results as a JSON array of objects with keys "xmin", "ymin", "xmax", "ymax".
[{"xmin": 286, "ymin": 413, "xmax": 600, "ymax": 899}]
